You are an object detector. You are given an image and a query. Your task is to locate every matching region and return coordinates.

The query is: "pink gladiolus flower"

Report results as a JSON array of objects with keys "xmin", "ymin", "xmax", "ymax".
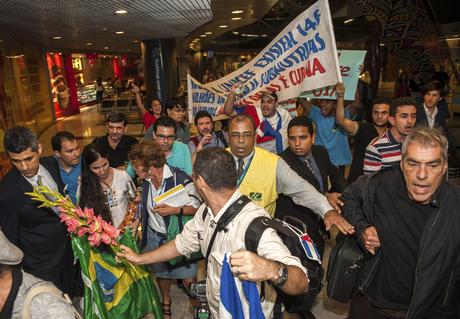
[
  {"xmin": 77, "ymin": 227, "xmax": 90, "ymax": 237},
  {"xmin": 100, "ymin": 232, "xmax": 113, "ymax": 245},
  {"xmin": 88, "ymin": 215, "xmax": 103, "ymax": 234},
  {"xmin": 101, "ymin": 220, "xmax": 119, "ymax": 237},
  {"xmin": 88, "ymin": 232, "xmax": 102, "ymax": 246},
  {"xmin": 60, "ymin": 213, "xmax": 73, "ymax": 223},
  {"xmin": 66, "ymin": 218, "xmax": 82, "ymax": 233},
  {"xmin": 83, "ymin": 207, "xmax": 95, "ymax": 219}
]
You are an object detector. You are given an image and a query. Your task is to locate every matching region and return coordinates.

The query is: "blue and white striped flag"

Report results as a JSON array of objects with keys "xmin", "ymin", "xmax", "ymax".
[
  {"xmin": 300, "ymin": 233, "xmax": 322, "ymax": 264},
  {"xmin": 219, "ymin": 252, "xmax": 265, "ymax": 318}
]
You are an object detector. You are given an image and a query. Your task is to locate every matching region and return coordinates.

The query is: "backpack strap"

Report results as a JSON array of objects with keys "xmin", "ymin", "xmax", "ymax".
[
  {"xmin": 215, "ymin": 130, "xmax": 228, "ymax": 148},
  {"xmin": 22, "ymin": 283, "xmax": 82, "ymax": 319},
  {"xmin": 205, "ymin": 195, "xmax": 251, "ymax": 260},
  {"xmin": 244, "ymin": 216, "xmax": 270, "ymax": 254}
]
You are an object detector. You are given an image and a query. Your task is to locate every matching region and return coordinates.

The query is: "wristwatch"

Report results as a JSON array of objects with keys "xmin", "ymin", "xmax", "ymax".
[{"xmin": 269, "ymin": 262, "xmax": 288, "ymax": 288}]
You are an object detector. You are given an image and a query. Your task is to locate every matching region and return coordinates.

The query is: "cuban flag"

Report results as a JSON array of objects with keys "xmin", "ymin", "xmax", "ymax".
[
  {"xmin": 300, "ymin": 233, "xmax": 322, "ymax": 264},
  {"xmin": 219, "ymin": 253, "xmax": 265, "ymax": 318}
]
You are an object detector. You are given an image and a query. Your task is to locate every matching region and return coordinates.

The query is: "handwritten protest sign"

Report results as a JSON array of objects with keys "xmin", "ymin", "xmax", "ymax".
[{"xmin": 188, "ymin": 0, "xmax": 341, "ymax": 120}]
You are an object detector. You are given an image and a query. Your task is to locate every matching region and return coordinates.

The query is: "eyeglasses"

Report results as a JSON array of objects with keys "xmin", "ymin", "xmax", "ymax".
[
  {"xmin": 229, "ymin": 132, "xmax": 255, "ymax": 139},
  {"xmin": 156, "ymin": 134, "xmax": 176, "ymax": 141}
]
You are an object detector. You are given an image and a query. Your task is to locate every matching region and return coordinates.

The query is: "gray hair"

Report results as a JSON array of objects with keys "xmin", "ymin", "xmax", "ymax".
[{"xmin": 401, "ymin": 127, "xmax": 448, "ymax": 162}]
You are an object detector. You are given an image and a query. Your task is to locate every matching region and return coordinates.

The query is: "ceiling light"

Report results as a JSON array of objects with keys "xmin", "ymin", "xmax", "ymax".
[
  {"xmin": 232, "ymin": 31, "xmax": 239, "ymax": 35},
  {"xmin": 104, "ymin": 46, "xmax": 109, "ymax": 50},
  {"xmin": 53, "ymin": 36, "xmax": 62, "ymax": 40},
  {"xmin": 200, "ymin": 34, "xmax": 207, "ymax": 37},
  {"xmin": 262, "ymin": 34, "xmax": 268, "ymax": 37},
  {"xmin": 231, "ymin": 17, "xmax": 242, "ymax": 20},
  {"xmin": 58, "ymin": 52, "xmax": 62, "ymax": 55},
  {"xmin": 115, "ymin": 9, "xmax": 127, "ymax": 14},
  {"xmin": 219, "ymin": 25, "xmax": 228, "ymax": 28},
  {"xmin": 102, "ymin": 28, "xmax": 108, "ymax": 31},
  {"xmin": 205, "ymin": 32, "xmax": 212, "ymax": 35},
  {"xmin": 193, "ymin": 38, "xmax": 200, "ymax": 41},
  {"xmin": 86, "ymin": 42, "xmax": 92, "ymax": 46},
  {"xmin": 133, "ymin": 40, "xmax": 139, "ymax": 43},
  {"xmin": 231, "ymin": 10, "xmax": 243, "ymax": 14},
  {"xmin": 115, "ymin": 31, "xmax": 124, "ymax": 35},
  {"xmin": 344, "ymin": 18, "xmax": 354, "ymax": 24}
]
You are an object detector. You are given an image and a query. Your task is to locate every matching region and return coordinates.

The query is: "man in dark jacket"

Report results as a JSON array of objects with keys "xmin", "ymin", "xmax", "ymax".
[
  {"xmin": 0, "ymin": 126, "xmax": 76, "ymax": 296},
  {"xmin": 276, "ymin": 116, "xmax": 348, "ymax": 257},
  {"xmin": 342, "ymin": 127, "xmax": 460, "ymax": 319}
]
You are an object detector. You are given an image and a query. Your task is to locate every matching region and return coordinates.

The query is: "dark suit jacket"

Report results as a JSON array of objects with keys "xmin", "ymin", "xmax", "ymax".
[
  {"xmin": 0, "ymin": 156, "xmax": 75, "ymax": 295},
  {"xmin": 275, "ymin": 145, "xmax": 348, "ymax": 257}
]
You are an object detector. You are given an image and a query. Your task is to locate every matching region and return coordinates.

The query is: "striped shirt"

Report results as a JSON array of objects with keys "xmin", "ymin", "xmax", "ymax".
[{"xmin": 363, "ymin": 129, "xmax": 402, "ymax": 174}]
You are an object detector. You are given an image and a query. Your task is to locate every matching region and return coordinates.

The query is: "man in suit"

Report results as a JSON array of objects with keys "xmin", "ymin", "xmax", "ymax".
[
  {"xmin": 276, "ymin": 116, "xmax": 348, "ymax": 258},
  {"xmin": 0, "ymin": 126, "xmax": 76, "ymax": 296}
]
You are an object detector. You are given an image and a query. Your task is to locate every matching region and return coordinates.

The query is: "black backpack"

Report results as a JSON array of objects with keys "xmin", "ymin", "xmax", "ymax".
[{"xmin": 245, "ymin": 216, "xmax": 324, "ymax": 318}]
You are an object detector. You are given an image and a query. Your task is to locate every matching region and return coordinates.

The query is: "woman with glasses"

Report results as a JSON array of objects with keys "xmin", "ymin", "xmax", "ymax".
[
  {"xmin": 79, "ymin": 143, "xmax": 139, "ymax": 231},
  {"xmin": 164, "ymin": 98, "xmax": 190, "ymax": 143}
]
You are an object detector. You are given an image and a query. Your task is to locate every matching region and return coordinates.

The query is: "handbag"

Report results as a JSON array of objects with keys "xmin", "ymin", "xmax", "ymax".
[
  {"xmin": 326, "ymin": 234, "xmax": 368, "ymax": 303},
  {"xmin": 166, "ymin": 214, "xmax": 203, "ymax": 265}
]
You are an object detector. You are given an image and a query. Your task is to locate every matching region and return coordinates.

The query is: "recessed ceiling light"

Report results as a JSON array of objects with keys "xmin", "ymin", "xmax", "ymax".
[
  {"xmin": 194, "ymin": 38, "xmax": 200, "ymax": 41},
  {"xmin": 115, "ymin": 31, "xmax": 124, "ymax": 35},
  {"xmin": 53, "ymin": 36, "xmax": 62, "ymax": 40},
  {"xmin": 232, "ymin": 31, "xmax": 239, "ymax": 35},
  {"xmin": 102, "ymin": 28, "xmax": 108, "ymax": 31},
  {"xmin": 104, "ymin": 46, "xmax": 109, "ymax": 50},
  {"xmin": 344, "ymin": 18, "xmax": 354, "ymax": 24},
  {"xmin": 205, "ymin": 32, "xmax": 212, "ymax": 35},
  {"xmin": 115, "ymin": 9, "xmax": 127, "ymax": 14},
  {"xmin": 231, "ymin": 10, "xmax": 243, "ymax": 14},
  {"xmin": 200, "ymin": 34, "xmax": 207, "ymax": 37},
  {"xmin": 133, "ymin": 40, "xmax": 139, "ymax": 43},
  {"xmin": 219, "ymin": 25, "xmax": 228, "ymax": 28},
  {"xmin": 232, "ymin": 17, "xmax": 242, "ymax": 20},
  {"xmin": 262, "ymin": 34, "xmax": 267, "ymax": 37},
  {"xmin": 86, "ymin": 42, "xmax": 92, "ymax": 46}
]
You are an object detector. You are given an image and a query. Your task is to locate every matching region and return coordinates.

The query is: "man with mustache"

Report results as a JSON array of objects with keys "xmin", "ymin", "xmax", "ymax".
[
  {"xmin": 342, "ymin": 127, "xmax": 460, "ymax": 319},
  {"xmin": 188, "ymin": 111, "xmax": 227, "ymax": 157},
  {"xmin": 363, "ymin": 97, "xmax": 417, "ymax": 174}
]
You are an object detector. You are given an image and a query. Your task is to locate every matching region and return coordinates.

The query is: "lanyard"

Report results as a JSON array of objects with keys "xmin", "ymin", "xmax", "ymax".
[{"xmin": 149, "ymin": 179, "xmax": 166, "ymax": 209}]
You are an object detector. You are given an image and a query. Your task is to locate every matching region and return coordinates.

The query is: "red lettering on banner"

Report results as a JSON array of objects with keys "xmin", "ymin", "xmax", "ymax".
[
  {"xmin": 340, "ymin": 66, "xmax": 350, "ymax": 76},
  {"xmin": 289, "ymin": 58, "xmax": 325, "ymax": 87},
  {"xmin": 279, "ymin": 75, "xmax": 289, "ymax": 89}
]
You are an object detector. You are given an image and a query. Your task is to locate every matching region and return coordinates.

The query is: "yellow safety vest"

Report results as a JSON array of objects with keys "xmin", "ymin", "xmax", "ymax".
[{"xmin": 232, "ymin": 147, "xmax": 279, "ymax": 216}]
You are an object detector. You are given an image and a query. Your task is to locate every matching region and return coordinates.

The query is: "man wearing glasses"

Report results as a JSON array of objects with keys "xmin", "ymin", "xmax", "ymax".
[
  {"xmin": 227, "ymin": 114, "xmax": 354, "ymax": 235},
  {"xmin": 153, "ymin": 116, "xmax": 192, "ymax": 175}
]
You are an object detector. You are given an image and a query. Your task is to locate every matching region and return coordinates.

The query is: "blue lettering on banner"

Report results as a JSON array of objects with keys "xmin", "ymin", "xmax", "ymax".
[
  {"xmin": 254, "ymin": 31, "xmax": 299, "ymax": 68},
  {"xmin": 216, "ymin": 70, "xmax": 256, "ymax": 93},
  {"xmin": 192, "ymin": 106, "xmax": 218, "ymax": 116}
]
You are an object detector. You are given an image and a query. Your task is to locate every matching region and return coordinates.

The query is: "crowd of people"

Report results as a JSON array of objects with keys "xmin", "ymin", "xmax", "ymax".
[{"xmin": 0, "ymin": 75, "xmax": 459, "ymax": 319}]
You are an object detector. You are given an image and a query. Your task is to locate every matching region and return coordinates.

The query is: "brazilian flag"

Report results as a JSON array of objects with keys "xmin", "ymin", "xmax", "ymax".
[{"xmin": 72, "ymin": 232, "xmax": 163, "ymax": 319}]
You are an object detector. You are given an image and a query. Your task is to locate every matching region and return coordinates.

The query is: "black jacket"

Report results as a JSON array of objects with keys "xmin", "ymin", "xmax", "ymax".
[
  {"xmin": 276, "ymin": 145, "xmax": 348, "ymax": 256},
  {"xmin": 342, "ymin": 168, "xmax": 460, "ymax": 318},
  {"xmin": 0, "ymin": 157, "xmax": 76, "ymax": 296}
]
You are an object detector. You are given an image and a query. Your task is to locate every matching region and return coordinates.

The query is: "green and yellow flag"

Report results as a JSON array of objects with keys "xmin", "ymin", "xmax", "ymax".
[{"xmin": 72, "ymin": 232, "xmax": 163, "ymax": 319}]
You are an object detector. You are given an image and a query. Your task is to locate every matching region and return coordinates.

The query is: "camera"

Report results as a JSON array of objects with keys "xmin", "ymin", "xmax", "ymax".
[{"xmin": 189, "ymin": 281, "xmax": 210, "ymax": 319}]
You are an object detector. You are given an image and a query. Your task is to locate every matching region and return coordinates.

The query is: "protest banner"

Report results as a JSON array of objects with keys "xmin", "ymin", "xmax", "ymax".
[
  {"xmin": 188, "ymin": 0, "xmax": 341, "ymax": 121},
  {"xmin": 300, "ymin": 50, "xmax": 366, "ymax": 100}
]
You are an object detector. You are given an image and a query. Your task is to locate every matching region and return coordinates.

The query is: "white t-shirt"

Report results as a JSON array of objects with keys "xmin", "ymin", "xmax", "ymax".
[{"xmin": 104, "ymin": 169, "xmax": 134, "ymax": 228}]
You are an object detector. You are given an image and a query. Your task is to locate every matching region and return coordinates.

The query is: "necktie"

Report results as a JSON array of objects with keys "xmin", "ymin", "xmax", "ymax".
[
  {"xmin": 305, "ymin": 158, "xmax": 323, "ymax": 191},
  {"xmin": 37, "ymin": 175, "xmax": 43, "ymax": 187},
  {"xmin": 237, "ymin": 158, "xmax": 244, "ymax": 178}
]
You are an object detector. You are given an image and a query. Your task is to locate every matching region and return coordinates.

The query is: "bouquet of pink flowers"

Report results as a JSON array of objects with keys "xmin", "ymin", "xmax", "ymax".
[{"xmin": 26, "ymin": 186, "xmax": 139, "ymax": 276}]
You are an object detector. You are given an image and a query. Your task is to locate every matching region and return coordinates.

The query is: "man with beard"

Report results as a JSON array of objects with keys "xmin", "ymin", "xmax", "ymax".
[
  {"xmin": 334, "ymin": 83, "xmax": 391, "ymax": 182},
  {"xmin": 49, "ymin": 131, "xmax": 81, "ymax": 204},
  {"xmin": 364, "ymin": 97, "xmax": 417, "ymax": 174},
  {"xmin": 342, "ymin": 127, "xmax": 460, "ymax": 319},
  {"xmin": 188, "ymin": 111, "xmax": 227, "ymax": 158},
  {"xmin": 153, "ymin": 116, "xmax": 192, "ymax": 175},
  {"xmin": 224, "ymin": 86, "xmax": 292, "ymax": 154},
  {"xmin": 92, "ymin": 112, "xmax": 138, "ymax": 169}
]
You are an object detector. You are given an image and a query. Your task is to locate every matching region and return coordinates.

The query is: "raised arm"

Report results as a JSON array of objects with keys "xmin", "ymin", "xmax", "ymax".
[
  {"xmin": 335, "ymin": 82, "xmax": 358, "ymax": 135},
  {"xmin": 297, "ymin": 97, "xmax": 312, "ymax": 117},
  {"xmin": 223, "ymin": 83, "xmax": 240, "ymax": 117},
  {"xmin": 131, "ymin": 84, "xmax": 147, "ymax": 116}
]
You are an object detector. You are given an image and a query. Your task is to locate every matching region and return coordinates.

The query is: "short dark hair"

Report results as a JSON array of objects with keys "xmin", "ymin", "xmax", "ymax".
[
  {"xmin": 106, "ymin": 112, "xmax": 127, "ymax": 126},
  {"xmin": 194, "ymin": 111, "xmax": 213, "ymax": 126},
  {"xmin": 194, "ymin": 147, "xmax": 237, "ymax": 192},
  {"xmin": 153, "ymin": 116, "xmax": 177, "ymax": 133},
  {"xmin": 390, "ymin": 97, "xmax": 417, "ymax": 117},
  {"xmin": 422, "ymin": 81, "xmax": 443, "ymax": 97},
  {"xmin": 164, "ymin": 98, "xmax": 186, "ymax": 111},
  {"xmin": 228, "ymin": 114, "xmax": 256, "ymax": 133},
  {"xmin": 51, "ymin": 131, "xmax": 76, "ymax": 152},
  {"xmin": 4, "ymin": 126, "xmax": 39, "ymax": 153},
  {"xmin": 372, "ymin": 97, "xmax": 392, "ymax": 109},
  {"xmin": 287, "ymin": 116, "xmax": 314, "ymax": 136}
]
